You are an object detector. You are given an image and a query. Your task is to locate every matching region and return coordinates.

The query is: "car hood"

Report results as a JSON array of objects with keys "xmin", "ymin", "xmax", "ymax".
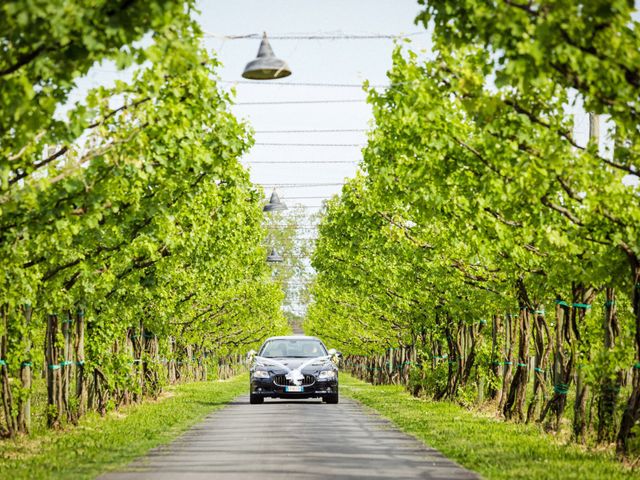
[{"xmin": 254, "ymin": 357, "xmax": 335, "ymax": 374}]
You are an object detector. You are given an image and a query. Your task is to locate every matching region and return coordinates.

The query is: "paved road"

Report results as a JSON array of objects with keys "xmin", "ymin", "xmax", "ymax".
[{"xmin": 101, "ymin": 396, "xmax": 478, "ymax": 480}]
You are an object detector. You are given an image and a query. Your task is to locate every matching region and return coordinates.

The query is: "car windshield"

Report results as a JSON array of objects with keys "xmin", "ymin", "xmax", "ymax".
[{"xmin": 260, "ymin": 339, "xmax": 327, "ymax": 358}]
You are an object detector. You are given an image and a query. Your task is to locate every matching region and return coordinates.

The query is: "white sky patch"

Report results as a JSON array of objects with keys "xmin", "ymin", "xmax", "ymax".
[{"xmin": 54, "ymin": 32, "xmax": 154, "ymax": 122}]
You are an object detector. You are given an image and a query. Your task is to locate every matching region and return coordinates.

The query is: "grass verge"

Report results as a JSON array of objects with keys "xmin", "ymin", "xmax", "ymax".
[
  {"xmin": 0, "ymin": 374, "xmax": 247, "ymax": 479},
  {"xmin": 341, "ymin": 374, "xmax": 639, "ymax": 480}
]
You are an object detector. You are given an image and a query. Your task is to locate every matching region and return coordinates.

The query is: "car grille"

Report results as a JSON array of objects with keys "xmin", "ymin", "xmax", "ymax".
[{"xmin": 273, "ymin": 374, "xmax": 316, "ymax": 387}]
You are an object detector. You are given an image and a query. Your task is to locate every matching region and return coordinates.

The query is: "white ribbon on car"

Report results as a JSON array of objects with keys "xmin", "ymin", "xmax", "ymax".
[{"xmin": 253, "ymin": 354, "xmax": 337, "ymax": 386}]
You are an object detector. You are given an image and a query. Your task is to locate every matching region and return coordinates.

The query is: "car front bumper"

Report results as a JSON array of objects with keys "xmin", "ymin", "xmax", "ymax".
[{"xmin": 251, "ymin": 377, "xmax": 338, "ymax": 398}]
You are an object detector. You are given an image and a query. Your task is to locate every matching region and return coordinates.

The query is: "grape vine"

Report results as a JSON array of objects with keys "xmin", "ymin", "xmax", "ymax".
[
  {"xmin": 0, "ymin": 1, "xmax": 288, "ymax": 435},
  {"xmin": 307, "ymin": 0, "xmax": 640, "ymax": 454}
]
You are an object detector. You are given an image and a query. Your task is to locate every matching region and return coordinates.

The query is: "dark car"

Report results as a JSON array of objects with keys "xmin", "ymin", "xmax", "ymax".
[{"xmin": 248, "ymin": 335, "xmax": 339, "ymax": 404}]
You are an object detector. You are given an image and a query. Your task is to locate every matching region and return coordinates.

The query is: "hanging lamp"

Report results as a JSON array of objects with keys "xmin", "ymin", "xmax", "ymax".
[
  {"xmin": 266, "ymin": 248, "xmax": 284, "ymax": 263},
  {"xmin": 263, "ymin": 189, "xmax": 288, "ymax": 212},
  {"xmin": 242, "ymin": 32, "xmax": 292, "ymax": 80}
]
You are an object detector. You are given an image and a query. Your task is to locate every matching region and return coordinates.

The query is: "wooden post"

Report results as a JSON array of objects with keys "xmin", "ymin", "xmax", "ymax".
[
  {"xmin": 45, "ymin": 313, "xmax": 62, "ymax": 428},
  {"xmin": 1, "ymin": 305, "xmax": 16, "ymax": 436},
  {"xmin": 168, "ymin": 337, "xmax": 176, "ymax": 384},
  {"xmin": 75, "ymin": 307, "xmax": 87, "ymax": 418},
  {"xmin": 17, "ymin": 303, "xmax": 33, "ymax": 433},
  {"xmin": 499, "ymin": 313, "xmax": 514, "ymax": 412},
  {"xmin": 61, "ymin": 311, "xmax": 72, "ymax": 421},
  {"xmin": 539, "ymin": 301, "xmax": 572, "ymax": 429},
  {"xmin": 489, "ymin": 314, "xmax": 501, "ymax": 401}
]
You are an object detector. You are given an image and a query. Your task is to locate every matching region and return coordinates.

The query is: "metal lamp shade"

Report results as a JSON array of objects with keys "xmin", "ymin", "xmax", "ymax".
[
  {"xmin": 263, "ymin": 190, "xmax": 287, "ymax": 212},
  {"xmin": 266, "ymin": 248, "xmax": 284, "ymax": 263},
  {"xmin": 242, "ymin": 33, "xmax": 291, "ymax": 80}
]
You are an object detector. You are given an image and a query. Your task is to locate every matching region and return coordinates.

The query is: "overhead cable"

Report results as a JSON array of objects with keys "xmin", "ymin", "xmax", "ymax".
[
  {"xmin": 275, "ymin": 195, "xmax": 332, "ymax": 199},
  {"xmin": 246, "ymin": 160, "xmax": 357, "ymax": 164},
  {"xmin": 265, "ymin": 224, "xmax": 320, "ymax": 227},
  {"xmin": 235, "ymin": 99, "xmax": 365, "ymax": 105},
  {"xmin": 266, "ymin": 227, "xmax": 319, "ymax": 230},
  {"xmin": 255, "ymin": 142, "xmax": 363, "ymax": 147},
  {"xmin": 254, "ymin": 129, "xmax": 366, "ymax": 134},
  {"xmin": 205, "ymin": 31, "xmax": 427, "ymax": 40},
  {"xmin": 220, "ymin": 80, "xmax": 417, "ymax": 88},
  {"xmin": 259, "ymin": 182, "xmax": 344, "ymax": 187},
  {"xmin": 264, "ymin": 205, "xmax": 326, "ymax": 208}
]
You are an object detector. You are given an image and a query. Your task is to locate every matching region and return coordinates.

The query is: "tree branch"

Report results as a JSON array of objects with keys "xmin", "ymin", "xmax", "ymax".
[{"xmin": 540, "ymin": 193, "xmax": 584, "ymax": 226}]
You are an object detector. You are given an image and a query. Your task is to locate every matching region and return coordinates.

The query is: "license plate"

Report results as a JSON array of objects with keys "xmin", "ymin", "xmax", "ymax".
[{"xmin": 285, "ymin": 386, "xmax": 304, "ymax": 392}]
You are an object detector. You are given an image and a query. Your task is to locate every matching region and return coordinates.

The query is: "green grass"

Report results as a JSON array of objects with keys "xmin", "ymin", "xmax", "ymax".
[
  {"xmin": 0, "ymin": 374, "xmax": 247, "ymax": 479},
  {"xmin": 341, "ymin": 374, "xmax": 639, "ymax": 480}
]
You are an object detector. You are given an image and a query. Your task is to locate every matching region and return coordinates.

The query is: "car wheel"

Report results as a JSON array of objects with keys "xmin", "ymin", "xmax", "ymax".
[
  {"xmin": 325, "ymin": 392, "xmax": 339, "ymax": 404},
  {"xmin": 250, "ymin": 393, "xmax": 264, "ymax": 404}
]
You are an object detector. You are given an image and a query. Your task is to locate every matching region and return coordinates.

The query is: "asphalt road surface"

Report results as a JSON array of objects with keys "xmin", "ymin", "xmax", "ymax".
[{"xmin": 100, "ymin": 396, "xmax": 478, "ymax": 480}]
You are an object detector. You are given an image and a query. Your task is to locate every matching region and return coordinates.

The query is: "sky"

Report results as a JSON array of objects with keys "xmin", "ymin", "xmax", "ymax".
[
  {"xmin": 193, "ymin": 0, "xmax": 433, "ymax": 313},
  {"xmin": 195, "ymin": 0, "xmax": 433, "ymax": 213}
]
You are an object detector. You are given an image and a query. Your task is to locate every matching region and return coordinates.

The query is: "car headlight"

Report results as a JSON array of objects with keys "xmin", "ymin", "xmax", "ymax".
[
  {"xmin": 318, "ymin": 370, "xmax": 336, "ymax": 379},
  {"xmin": 253, "ymin": 370, "xmax": 270, "ymax": 379}
]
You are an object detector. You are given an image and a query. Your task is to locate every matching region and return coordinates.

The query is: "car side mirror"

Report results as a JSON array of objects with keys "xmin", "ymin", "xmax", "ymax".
[
  {"xmin": 327, "ymin": 349, "xmax": 341, "ymax": 365},
  {"xmin": 246, "ymin": 350, "xmax": 257, "ymax": 364}
]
